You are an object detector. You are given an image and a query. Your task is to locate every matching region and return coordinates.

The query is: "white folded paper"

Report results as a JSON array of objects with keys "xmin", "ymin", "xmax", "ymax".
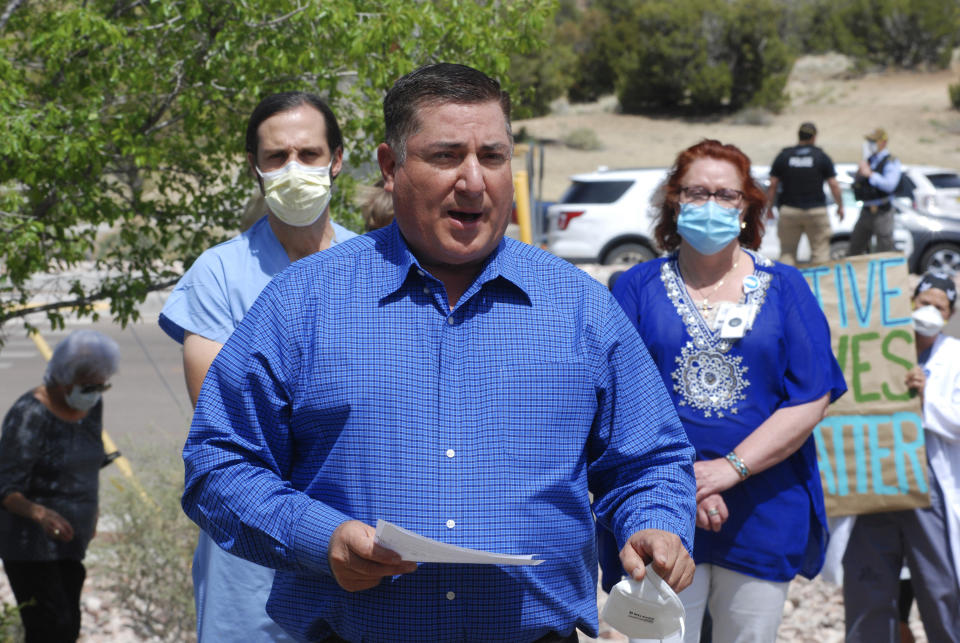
[{"xmin": 374, "ymin": 519, "xmax": 543, "ymax": 566}]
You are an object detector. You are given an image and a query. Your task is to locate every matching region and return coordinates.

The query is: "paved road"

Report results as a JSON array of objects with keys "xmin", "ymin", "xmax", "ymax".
[{"xmin": 0, "ymin": 291, "xmax": 192, "ymax": 469}]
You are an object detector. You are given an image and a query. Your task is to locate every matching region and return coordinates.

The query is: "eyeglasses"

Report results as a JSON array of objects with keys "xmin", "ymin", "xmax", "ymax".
[
  {"xmin": 680, "ymin": 186, "xmax": 744, "ymax": 208},
  {"xmin": 79, "ymin": 383, "xmax": 111, "ymax": 394}
]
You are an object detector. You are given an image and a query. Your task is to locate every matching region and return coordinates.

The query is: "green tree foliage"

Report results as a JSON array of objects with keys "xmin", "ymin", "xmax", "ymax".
[
  {"xmin": 510, "ymin": 5, "xmax": 576, "ymax": 119},
  {"xmin": 0, "ymin": 0, "xmax": 551, "ymax": 337},
  {"xmin": 607, "ymin": 0, "xmax": 792, "ymax": 114},
  {"xmin": 566, "ymin": 4, "xmax": 618, "ymax": 103},
  {"xmin": 789, "ymin": 0, "xmax": 960, "ymax": 69}
]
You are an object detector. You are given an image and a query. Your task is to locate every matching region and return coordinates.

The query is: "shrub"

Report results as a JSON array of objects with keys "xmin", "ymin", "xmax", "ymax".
[
  {"xmin": 0, "ymin": 602, "xmax": 24, "ymax": 642},
  {"xmin": 94, "ymin": 455, "xmax": 198, "ymax": 642},
  {"xmin": 510, "ymin": 17, "xmax": 577, "ymax": 119},
  {"xmin": 796, "ymin": 0, "xmax": 960, "ymax": 69},
  {"xmin": 563, "ymin": 127, "xmax": 603, "ymax": 151},
  {"xmin": 730, "ymin": 107, "xmax": 774, "ymax": 126},
  {"xmin": 608, "ymin": 0, "xmax": 792, "ymax": 114},
  {"xmin": 950, "ymin": 82, "xmax": 960, "ymax": 111}
]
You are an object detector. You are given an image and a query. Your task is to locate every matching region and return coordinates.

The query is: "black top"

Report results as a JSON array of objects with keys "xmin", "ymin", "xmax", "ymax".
[
  {"xmin": 0, "ymin": 392, "xmax": 104, "ymax": 561},
  {"xmin": 770, "ymin": 144, "xmax": 837, "ymax": 209}
]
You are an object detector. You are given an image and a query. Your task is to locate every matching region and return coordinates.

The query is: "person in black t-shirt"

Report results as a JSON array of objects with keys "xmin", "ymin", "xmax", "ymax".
[
  {"xmin": 765, "ymin": 122, "xmax": 844, "ymax": 265},
  {"xmin": 0, "ymin": 330, "xmax": 119, "ymax": 643}
]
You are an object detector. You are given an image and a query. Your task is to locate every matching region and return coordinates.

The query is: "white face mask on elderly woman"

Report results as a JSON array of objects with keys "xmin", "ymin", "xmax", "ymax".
[{"xmin": 65, "ymin": 386, "xmax": 102, "ymax": 412}]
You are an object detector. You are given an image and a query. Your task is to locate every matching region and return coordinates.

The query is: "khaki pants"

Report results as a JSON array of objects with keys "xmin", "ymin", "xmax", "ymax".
[
  {"xmin": 848, "ymin": 204, "xmax": 895, "ymax": 256},
  {"xmin": 777, "ymin": 205, "xmax": 831, "ymax": 265}
]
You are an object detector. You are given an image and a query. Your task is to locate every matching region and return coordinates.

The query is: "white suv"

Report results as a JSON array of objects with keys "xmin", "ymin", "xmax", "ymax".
[
  {"xmin": 901, "ymin": 166, "xmax": 960, "ymax": 216},
  {"xmin": 546, "ymin": 167, "xmax": 667, "ymax": 265},
  {"xmin": 758, "ymin": 163, "xmax": 913, "ymax": 261},
  {"xmin": 547, "ymin": 164, "xmax": 913, "ymax": 266}
]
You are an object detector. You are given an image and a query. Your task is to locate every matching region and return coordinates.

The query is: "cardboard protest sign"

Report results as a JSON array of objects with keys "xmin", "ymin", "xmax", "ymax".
[{"xmin": 799, "ymin": 253, "xmax": 928, "ymax": 517}]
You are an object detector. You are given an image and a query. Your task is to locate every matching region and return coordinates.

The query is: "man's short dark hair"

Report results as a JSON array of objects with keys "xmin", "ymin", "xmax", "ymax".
[
  {"xmin": 798, "ymin": 122, "xmax": 817, "ymax": 141},
  {"xmin": 245, "ymin": 92, "xmax": 343, "ymax": 161},
  {"xmin": 383, "ymin": 63, "xmax": 511, "ymax": 163}
]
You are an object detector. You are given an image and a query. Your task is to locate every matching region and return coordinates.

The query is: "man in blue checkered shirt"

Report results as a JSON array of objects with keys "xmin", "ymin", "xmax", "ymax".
[{"xmin": 181, "ymin": 63, "xmax": 696, "ymax": 643}]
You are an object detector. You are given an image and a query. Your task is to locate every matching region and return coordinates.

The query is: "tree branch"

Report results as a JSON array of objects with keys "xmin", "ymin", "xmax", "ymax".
[
  {"xmin": 244, "ymin": 5, "xmax": 307, "ymax": 29},
  {"xmin": 0, "ymin": 278, "xmax": 180, "ymax": 324},
  {"xmin": 0, "ymin": 0, "xmax": 25, "ymax": 33}
]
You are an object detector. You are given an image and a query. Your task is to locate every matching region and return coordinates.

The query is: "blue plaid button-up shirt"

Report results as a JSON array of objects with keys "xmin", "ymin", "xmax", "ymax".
[{"xmin": 182, "ymin": 222, "xmax": 695, "ymax": 642}]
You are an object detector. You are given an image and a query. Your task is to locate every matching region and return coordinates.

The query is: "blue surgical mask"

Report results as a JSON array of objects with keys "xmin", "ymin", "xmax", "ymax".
[{"xmin": 677, "ymin": 201, "xmax": 742, "ymax": 256}]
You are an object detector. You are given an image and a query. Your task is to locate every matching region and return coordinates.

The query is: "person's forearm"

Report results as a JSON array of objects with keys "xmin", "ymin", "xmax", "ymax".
[
  {"xmin": 2, "ymin": 491, "xmax": 43, "ymax": 522},
  {"xmin": 694, "ymin": 394, "xmax": 831, "ymax": 502},
  {"xmin": 765, "ymin": 177, "xmax": 779, "ymax": 211},
  {"xmin": 731, "ymin": 394, "xmax": 829, "ymax": 476},
  {"xmin": 870, "ymin": 164, "xmax": 901, "ymax": 193}
]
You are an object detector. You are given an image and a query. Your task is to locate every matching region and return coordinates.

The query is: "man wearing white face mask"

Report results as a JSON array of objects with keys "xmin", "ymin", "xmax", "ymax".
[
  {"xmin": 159, "ymin": 92, "xmax": 357, "ymax": 641},
  {"xmin": 848, "ymin": 127, "xmax": 902, "ymax": 256},
  {"xmin": 843, "ymin": 272, "xmax": 960, "ymax": 642}
]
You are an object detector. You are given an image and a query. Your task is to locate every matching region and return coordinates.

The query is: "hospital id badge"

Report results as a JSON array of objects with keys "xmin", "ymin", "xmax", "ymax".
[{"xmin": 715, "ymin": 303, "xmax": 756, "ymax": 339}]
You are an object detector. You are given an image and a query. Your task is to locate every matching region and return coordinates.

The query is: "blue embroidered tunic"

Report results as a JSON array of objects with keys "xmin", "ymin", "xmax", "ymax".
[{"xmin": 610, "ymin": 249, "xmax": 846, "ymax": 583}]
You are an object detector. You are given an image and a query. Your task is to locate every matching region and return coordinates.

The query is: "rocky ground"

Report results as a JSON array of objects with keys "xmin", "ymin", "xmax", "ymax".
[{"xmin": 31, "ymin": 573, "xmax": 925, "ymax": 642}]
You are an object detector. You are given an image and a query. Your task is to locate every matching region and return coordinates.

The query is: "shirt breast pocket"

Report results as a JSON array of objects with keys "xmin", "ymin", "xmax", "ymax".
[{"xmin": 491, "ymin": 361, "xmax": 596, "ymax": 474}]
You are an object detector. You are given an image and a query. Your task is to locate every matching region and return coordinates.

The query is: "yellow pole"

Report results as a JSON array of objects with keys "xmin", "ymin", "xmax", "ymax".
[
  {"xmin": 514, "ymin": 170, "xmax": 533, "ymax": 245},
  {"xmin": 29, "ymin": 329, "xmax": 157, "ymax": 508}
]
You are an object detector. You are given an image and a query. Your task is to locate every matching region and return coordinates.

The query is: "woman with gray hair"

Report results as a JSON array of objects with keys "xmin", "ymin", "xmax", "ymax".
[{"xmin": 0, "ymin": 329, "xmax": 119, "ymax": 642}]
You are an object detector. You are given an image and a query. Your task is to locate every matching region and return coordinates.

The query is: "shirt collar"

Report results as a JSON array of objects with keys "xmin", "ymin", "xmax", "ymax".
[{"xmin": 375, "ymin": 222, "xmax": 530, "ymax": 305}]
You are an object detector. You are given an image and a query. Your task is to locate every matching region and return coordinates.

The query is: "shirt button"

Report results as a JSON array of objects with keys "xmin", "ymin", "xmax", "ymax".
[
  {"xmin": 446, "ymin": 316, "xmax": 455, "ymax": 326},
  {"xmin": 417, "ymin": 269, "xmax": 425, "ymax": 277},
  {"xmin": 446, "ymin": 519, "xmax": 455, "ymax": 529},
  {"xmin": 423, "ymin": 287, "xmax": 430, "ymax": 295},
  {"xmin": 446, "ymin": 591, "xmax": 455, "ymax": 600},
  {"xmin": 446, "ymin": 449, "xmax": 455, "ymax": 458}
]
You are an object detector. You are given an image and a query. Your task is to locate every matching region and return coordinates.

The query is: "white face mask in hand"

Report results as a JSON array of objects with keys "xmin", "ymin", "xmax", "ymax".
[{"xmin": 601, "ymin": 565, "xmax": 685, "ymax": 641}]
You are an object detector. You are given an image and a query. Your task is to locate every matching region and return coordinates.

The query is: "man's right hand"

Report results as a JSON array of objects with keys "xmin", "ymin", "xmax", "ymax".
[{"xmin": 328, "ymin": 520, "xmax": 418, "ymax": 591}]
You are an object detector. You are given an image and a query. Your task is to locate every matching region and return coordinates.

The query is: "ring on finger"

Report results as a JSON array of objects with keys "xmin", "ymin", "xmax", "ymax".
[
  {"xmin": 707, "ymin": 508, "xmax": 719, "ymax": 516},
  {"xmin": 53, "ymin": 528, "xmax": 61, "ymax": 536}
]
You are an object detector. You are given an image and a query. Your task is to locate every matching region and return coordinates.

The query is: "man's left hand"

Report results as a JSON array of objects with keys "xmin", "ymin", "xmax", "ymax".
[{"xmin": 619, "ymin": 529, "xmax": 694, "ymax": 593}]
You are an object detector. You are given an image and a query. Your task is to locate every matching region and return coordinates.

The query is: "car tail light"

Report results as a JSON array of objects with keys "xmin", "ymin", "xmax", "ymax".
[{"xmin": 557, "ymin": 210, "xmax": 585, "ymax": 230}]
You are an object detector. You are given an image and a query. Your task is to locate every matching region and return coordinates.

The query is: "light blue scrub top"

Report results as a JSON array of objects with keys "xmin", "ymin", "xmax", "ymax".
[{"xmin": 160, "ymin": 214, "xmax": 357, "ymax": 641}]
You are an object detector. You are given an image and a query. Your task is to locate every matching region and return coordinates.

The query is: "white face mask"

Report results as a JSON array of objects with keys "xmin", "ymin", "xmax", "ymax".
[
  {"xmin": 65, "ymin": 386, "xmax": 101, "ymax": 412},
  {"xmin": 601, "ymin": 565, "xmax": 685, "ymax": 641},
  {"xmin": 912, "ymin": 305, "xmax": 945, "ymax": 337},
  {"xmin": 256, "ymin": 160, "xmax": 333, "ymax": 227}
]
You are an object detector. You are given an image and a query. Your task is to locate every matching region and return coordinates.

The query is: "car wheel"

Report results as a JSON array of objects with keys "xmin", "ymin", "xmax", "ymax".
[
  {"xmin": 919, "ymin": 242, "xmax": 960, "ymax": 276},
  {"xmin": 603, "ymin": 243, "xmax": 654, "ymax": 266},
  {"xmin": 829, "ymin": 239, "xmax": 849, "ymax": 261}
]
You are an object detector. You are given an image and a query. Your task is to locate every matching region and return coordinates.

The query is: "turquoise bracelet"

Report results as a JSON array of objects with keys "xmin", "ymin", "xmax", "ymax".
[{"xmin": 725, "ymin": 451, "xmax": 751, "ymax": 480}]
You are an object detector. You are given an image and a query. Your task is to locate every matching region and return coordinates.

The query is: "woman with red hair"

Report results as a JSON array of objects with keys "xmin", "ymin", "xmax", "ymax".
[{"xmin": 602, "ymin": 140, "xmax": 846, "ymax": 642}]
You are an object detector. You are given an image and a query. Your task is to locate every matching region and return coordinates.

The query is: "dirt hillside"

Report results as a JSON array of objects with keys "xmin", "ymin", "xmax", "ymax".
[{"xmin": 515, "ymin": 54, "xmax": 960, "ymax": 201}]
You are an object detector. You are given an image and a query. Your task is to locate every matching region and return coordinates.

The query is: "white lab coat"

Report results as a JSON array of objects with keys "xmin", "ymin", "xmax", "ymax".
[
  {"xmin": 821, "ymin": 333, "xmax": 960, "ymax": 590},
  {"xmin": 920, "ymin": 333, "xmax": 960, "ymax": 593}
]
